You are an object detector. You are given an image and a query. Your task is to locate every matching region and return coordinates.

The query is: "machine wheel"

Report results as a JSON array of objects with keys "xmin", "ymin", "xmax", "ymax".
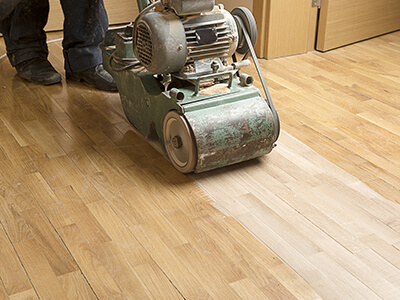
[
  {"xmin": 163, "ymin": 111, "xmax": 197, "ymax": 173},
  {"xmin": 231, "ymin": 7, "xmax": 257, "ymax": 55}
]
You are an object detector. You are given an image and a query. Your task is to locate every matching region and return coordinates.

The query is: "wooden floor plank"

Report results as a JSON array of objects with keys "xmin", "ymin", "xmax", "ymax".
[
  {"xmin": 360, "ymin": 234, "xmax": 400, "ymax": 269},
  {"xmin": 92, "ymin": 241, "xmax": 154, "ymax": 299},
  {"xmin": 13, "ymin": 239, "xmax": 67, "ymax": 300},
  {"xmin": 57, "ymin": 224, "xmax": 124, "ymax": 299},
  {"xmin": 194, "ymin": 214, "xmax": 300, "ymax": 299},
  {"xmin": 8, "ymin": 289, "xmax": 38, "ymax": 300},
  {"xmin": 0, "ymin": 162, "xmax": 37, "ymax": 214},
  {"xmin": 0, "ymin": 281, "xmax": 7, "ymax": 300},
  {"xmin": 54, "ymin": 186, "xmax": 111, "ymax": 245},
  {"xmin": 22, "ymin": 172, "xmax": 75, "ymax": 229},
  {"xmin": 36, "ymin": 156, "xmax": 104, "ymax": 204},
  {"xmin": 58, "ymin": 271, "xmax": 97, "ymax": 300},
  {"xmin": 356, "ymin": 249, "xmax": 400, "ymax": 291},
  {"xmin": 0, "ymin": 107, "xmax": 46, "ymax": 148},
  {"xmin": 19, "ymin": 208, "xmax": 78, "ymax": 276},
  {"xmin": 87, "ymin": 200, "xmax": 183, "ymax": 299},
  {"xmin": 0, "ymin": 224, "xmax": 32, "ymax": 297},
  {"xmin": 0, "ymin": 187, "xmax": 33, "ymax": 244},
  {"xmin": 308, "ymin": 252, "xmax": 379, "ymax": 299},
  {"xmin": 128, "ymin": 224, "xmax": 213, "ymax": 299}
]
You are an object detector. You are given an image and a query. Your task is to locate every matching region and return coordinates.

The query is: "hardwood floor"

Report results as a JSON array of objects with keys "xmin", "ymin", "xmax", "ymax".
[{"xmin": 0, "ymin": 30, "xmax": 399, "ymax": 299}]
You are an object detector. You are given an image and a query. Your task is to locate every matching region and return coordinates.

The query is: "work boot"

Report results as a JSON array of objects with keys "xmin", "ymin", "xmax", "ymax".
[
  {"xmin": 66, "ymin": 64, "xmax": 117, "ymax": 92},
  {"xmin": 15, "ymin": 58, "xmax": 62, "ymax": 85}
]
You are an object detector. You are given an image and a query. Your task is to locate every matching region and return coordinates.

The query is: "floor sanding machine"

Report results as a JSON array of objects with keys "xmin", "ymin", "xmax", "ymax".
[{"xmin": 102, "ymin": 0, "xmax": 280, "ymax": 173}]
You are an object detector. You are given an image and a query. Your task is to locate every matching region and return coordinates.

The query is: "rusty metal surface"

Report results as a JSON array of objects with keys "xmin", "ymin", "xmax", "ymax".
[
  {"xmin": 167, "ymin": 0, "xmax": 215, "ymax": 16},
  {"xmin": 137, "ymin": 0, "xmax": 151, "ymax": 12},
  {"xmin": 185, "ymin": 96, "xmax": 275, "ymax": 172}
]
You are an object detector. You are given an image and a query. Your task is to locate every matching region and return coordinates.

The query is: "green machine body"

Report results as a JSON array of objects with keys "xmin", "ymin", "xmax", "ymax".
[{"xmin": 102, "ymin": 0, "xmax": 280, "ymax": 173}]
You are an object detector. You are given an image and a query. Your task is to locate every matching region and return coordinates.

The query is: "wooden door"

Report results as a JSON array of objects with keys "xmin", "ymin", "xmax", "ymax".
[
  {"xmin": 317, "ymin": 0, "xmax": 400, "ymax": 51},
  {"xmin": 252, "ymin": 0, "xmax": 318, "ymax": 59}
]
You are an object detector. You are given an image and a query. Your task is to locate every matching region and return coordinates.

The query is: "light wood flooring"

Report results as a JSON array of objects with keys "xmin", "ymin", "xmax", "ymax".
[{"xmin": 0, "ymin": 30, "xmax": 399, "ymax": 299}]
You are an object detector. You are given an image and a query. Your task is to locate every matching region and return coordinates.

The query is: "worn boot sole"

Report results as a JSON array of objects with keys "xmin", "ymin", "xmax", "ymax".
[{"xmin": 18, "ymin": 72, "xmax": 62, "ymax": 86}]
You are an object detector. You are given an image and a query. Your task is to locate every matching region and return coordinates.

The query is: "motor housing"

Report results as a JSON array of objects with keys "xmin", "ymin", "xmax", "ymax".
[{"xmin": 134, "ymin": 5, "xmax": 238, "ymax": 75}]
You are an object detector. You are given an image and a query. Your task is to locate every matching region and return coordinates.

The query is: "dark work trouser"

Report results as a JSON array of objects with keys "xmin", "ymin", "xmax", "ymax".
[{"xmin": 0, "ymin": 0, "xmax": 108, "ymax": 72}]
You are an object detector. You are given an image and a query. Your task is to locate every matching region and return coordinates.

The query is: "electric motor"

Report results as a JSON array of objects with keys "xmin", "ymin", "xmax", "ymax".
[{"xmin": 133, "ymin": 3, "xmax": 239, "ymax": 74}]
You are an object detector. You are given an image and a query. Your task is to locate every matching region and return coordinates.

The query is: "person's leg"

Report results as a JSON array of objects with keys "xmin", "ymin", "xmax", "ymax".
[
  {"xmin": 61, "ymin": 0, "xmax": 107, "ymax": 72},
  {"xmin": 61, "ymin": 0, "xmax": 116, "ymax": 91},
  {"xmin": 0, "ymin": 0, "xmax": 48, "ymax": 66},
  {"xmin": 0, "ymin": 0, "xmax": 61, "ymax": 85}
]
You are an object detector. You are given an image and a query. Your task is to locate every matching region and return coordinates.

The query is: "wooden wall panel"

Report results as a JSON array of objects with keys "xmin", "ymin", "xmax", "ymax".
[
  {"xmin": 252, "ymin": 0, "xmax": 269, "ymax": 58},
  {"xmin": 45, "ymin": 0, "xmax": 138, "ymax": 32},
  {"xmin": 317, "ymin": 0, "xmax": 400, "ymax": 51},
  {"xmin": 267, "ymin": 0, "xmax": 312, "ymax": 59}
]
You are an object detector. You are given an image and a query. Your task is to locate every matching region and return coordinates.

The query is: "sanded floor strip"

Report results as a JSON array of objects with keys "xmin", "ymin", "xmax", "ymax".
[{"xmin": 192, "ymin": 130, "xmax": 400, "ymax": 299}]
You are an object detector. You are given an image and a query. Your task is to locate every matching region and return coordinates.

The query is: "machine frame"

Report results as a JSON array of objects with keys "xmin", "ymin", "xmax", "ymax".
[{"xmin": 101, "ymin": 1, "xmax": 279, "ymax": 173}]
